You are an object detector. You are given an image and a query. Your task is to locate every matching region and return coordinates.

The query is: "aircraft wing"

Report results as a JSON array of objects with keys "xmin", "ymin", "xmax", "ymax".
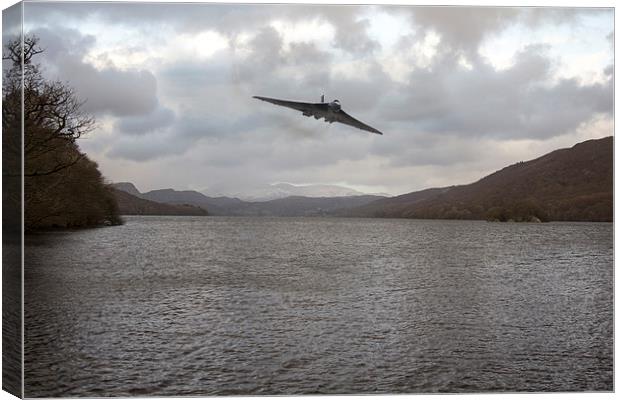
[
  {"xmin": 336, "ymin": 110, "xmax": 383, "ymax": 135},
  {"xmin": 253, "ymin": 96, "xmax": 329, "ymax": 117}
]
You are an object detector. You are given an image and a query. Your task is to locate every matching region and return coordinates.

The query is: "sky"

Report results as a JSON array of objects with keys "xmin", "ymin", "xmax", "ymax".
[{"xmin": 9, "ymin": 1, "xmax": 615, "ymax": 196}]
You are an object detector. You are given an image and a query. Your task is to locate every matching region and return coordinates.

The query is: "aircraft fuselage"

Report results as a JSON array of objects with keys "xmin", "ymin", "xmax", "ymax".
[
  {"xmin": 253, "ymin": 94, "xmax": 383, "ymax": 134},
  {"xmin": 328, "ymin": 100, "xmax": 341, "ymax": 111},
  {"xmin": 319, "ymin": 101, "xmax": 340, "ymax": 123}
]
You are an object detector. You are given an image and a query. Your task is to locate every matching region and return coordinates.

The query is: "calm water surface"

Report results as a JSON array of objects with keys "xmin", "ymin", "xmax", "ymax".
[{"xmin": 24, "ymin": 216, "xmax": 613, "ymax": 396}]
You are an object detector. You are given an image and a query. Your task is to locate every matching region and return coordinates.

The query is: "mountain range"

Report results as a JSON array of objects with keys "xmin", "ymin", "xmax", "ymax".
[
  {"xmin": 112, "ymin": 136, "xmax": 613, "ymax": 222},
  {"xmin": 112, "ymin": 183, "xmax": 386, "ymax": 217},
  {"xmin": 341, "ymin": 136, "xmax": 612, "ymax": 222},
  {"xmin": 111, "ymin": 188, "xmax": 208, "ymax": 216},
  {"xmin": 201, "ymin": 182, "xmax": 388, "ymax": 201}
]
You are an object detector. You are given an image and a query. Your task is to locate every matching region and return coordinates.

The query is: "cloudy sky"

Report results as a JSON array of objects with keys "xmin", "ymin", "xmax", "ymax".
[{"xmin": 12, "ymin": 1, "xmax": 614, "ymax": 196}]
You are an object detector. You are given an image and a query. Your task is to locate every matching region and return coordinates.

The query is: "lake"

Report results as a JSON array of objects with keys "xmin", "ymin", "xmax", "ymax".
[{"xmin": 24, "ymin": 216, "xmax": 613, "ymax": 396}]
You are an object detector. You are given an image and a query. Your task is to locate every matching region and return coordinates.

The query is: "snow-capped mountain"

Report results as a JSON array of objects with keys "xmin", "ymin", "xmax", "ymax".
[{"xmin": 202, "ymin": 182, "xmax": 371, "ymax": 201}]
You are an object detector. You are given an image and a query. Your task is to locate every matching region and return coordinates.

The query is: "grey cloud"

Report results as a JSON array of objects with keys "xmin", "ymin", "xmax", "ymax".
[
  {"xmin": 106, "ymin": 132, "xmax": 188, "ymax": 162},
  {"xmin": 161, "ymin": 56, "xmax": 232, "ymax": 88},
  {"xmin": 105, "ymin": 113, "xmax": 221, "ymax": 161},
  {"xmin": 116, "ymin": 105, "xmax": 176, "ymax": 135},
  {"xmin": 158, "ymin": 33, "xmax": 333, "ymax": 110},
  {"xmin": 23, "ymin": 2, "xmax": 273, "ymax": 33},
  {"xmin": 321, "ymin": 9, "xmax": 379, "ymax": 54},
  {"xmin": 29, "ymin": 27, "xmax": 158, "ymax": 117},
  {"xmin": 2, "ymin": 3, "xmax": 22, "ymax": 73},
  {"xmin": 381, "ymin": 45, "xmax": 612, "ymax": 139},
  {"xmin": 106, "ymin": 108, "xmax": 274, "ymax": 162},
  {"xmin": 230, "ymin": 27, "xmax": 287, "ymax": 87},
  {"xmin": 406, "ymin": 7, "xmax": 598, "ymax": 59},
  {"xmin": 132, "ymin": 7, "xmax": 612, "ymax": 165},
  {"xmin": 518, "ymin": 7, "xmax": 588, "ymax": 27},
  {"xmin": 171, "ymin": 115, "xmax": 255, "ymax": 142},
  {"xmin": 329, "ymin": 61, "xmax": 394, "ymax": 112},
  {"xmin": 107, "ymin": 121, "xmax": 207, "ymax": 161},
  {"xmin": 35, "ymin": 27, "xmax": 96, "ymax": 60},
  {"xmin": 300, "ymin": 69, "xmax": 332, "ymax": 90},
  {"xmin": 24, "ymin": 3, "xmax": 602, "ymax": 60},
  {"xmin": 2, "ymin": 3, "xmax": 22, "ymax": 45},
  {"xmin": 503, "ymin": 44, "xmax": 552, "ymax": 82},
  {"xmin": 75, "ymin": 66, "xmax": 158, "ymax": 116},
  {"xmin": 107, "ymin": 93, "xmax": 377, "ymax": 163},
  {"xmin": 25, "ymin": 2, "xmax": 379, "ymax": 55},
  {"xmin": 246, "ymin": 26, "xmax": 284, "ymax": 69},
  {"xmin": 372, "ymin": 133, "xmax": 481, "ymax": 168},
  {"xmin": 286, "ymin": 42, "xmax": 333, "ymax": 66},
  {"xmin": 410, "ymin": 7, "xmax": 517, "ymax": 57},
  {"xmin": 281, "ymin": 5, "xmax": 380, "ymax": 54},
  {"xmin": 197, "ymin": 127, "xmax": 373, "ymax": 171},
  {"xmin": 239, "ymin": 32, "xmax": 334, "ymax": 96},
  {"xmin": 20, "ymin": 3, "xmax": 613, "ymax": 195}
]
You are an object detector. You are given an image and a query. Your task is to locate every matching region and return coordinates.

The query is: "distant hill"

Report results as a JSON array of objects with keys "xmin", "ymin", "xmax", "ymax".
[
  {"xmin": 202, "ymin": 182, "xmax": 375, "ymax": 201},
  {"xmin": 227, "ymin": 195, "xmax": 387, "ymax": 217},
  {"xmin": 141, "ymin": 188, "xmax": 385, "ymax": 216},
  {"xmin": 112, "ymin": 182, "xmax": 142, "ymax": 197},
  {"xmin": 141, "ymin": 188, "xmax": 214, "ymax": 206},
  {"xmin": 342, "ymin": 137, "xmax": 613, "ymax": 222},
  {"xmin": 139, "ymin": 189, "xmax": 243, "ymax": 215},
  {"xmin": 113, "ymin": 184, "xmax": 386, "ymax": 216},
  {"xmin": 112, "ymin": 188, "xmax": 208, "ymax": 216},
  {"xmin": 112, "ymin": 137, "xmax": 611, "ymax": 221}
]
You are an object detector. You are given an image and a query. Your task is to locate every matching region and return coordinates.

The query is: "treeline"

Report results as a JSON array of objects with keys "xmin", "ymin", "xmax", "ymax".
[
  {"xmin": 3, "ymin": 36, "xmax": 122, "ymax": 231},
  {"xmin": 351, "ymin": 193, "xmax": 611, "ymax": 223},
  {"xmin": 390, "ymin": 198, "xmax": 549, "ymax": 222}
]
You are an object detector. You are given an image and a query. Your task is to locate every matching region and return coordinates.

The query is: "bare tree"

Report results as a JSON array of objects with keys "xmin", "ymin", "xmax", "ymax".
[
  {"xmin": 3, "ymin": 35, "xmax": 122, "ymax": 230},
  {"xmin": 3, "ymin": 35, "xmax": 95, "ymax": 177}
]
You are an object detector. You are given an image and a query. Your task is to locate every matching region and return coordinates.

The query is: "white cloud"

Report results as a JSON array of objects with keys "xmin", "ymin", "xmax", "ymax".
[{"xmin": 176, "ymin": 30, "xmax": 230, "ymax": 60}]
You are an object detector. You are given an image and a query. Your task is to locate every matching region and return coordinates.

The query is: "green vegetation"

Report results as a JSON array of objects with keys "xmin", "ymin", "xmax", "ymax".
[{"xmin": 3, "ymin": 36, "xmax": 122, "ymax": 231}]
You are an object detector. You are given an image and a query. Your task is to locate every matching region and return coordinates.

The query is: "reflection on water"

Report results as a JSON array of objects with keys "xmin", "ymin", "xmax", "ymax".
[{"xmin": 25, "ymin": 216, "xmax": 613, "ymax": 396}]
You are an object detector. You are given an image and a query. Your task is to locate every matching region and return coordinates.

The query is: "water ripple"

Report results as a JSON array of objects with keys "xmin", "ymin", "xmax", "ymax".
[{"xmin": 24, "ymin": 217, "xmax": 613, "ymax": 396}]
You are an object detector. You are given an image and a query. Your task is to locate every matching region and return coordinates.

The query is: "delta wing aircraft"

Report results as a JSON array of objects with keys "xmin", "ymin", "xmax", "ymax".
[{"xmin": 253, "ymin": 95, "xmax": 383, "ymax": 135}]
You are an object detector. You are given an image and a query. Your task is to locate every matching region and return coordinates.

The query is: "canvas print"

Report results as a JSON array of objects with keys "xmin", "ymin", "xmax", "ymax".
[{"xmin": 2, "ymin": 1, "xmax": 614, "ymax": 397}]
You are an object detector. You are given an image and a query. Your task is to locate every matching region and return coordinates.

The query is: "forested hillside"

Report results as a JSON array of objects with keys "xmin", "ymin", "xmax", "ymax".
[
  {"xmin": 342, "ymin": 137, "xmax": 613, "ymax": 222},
  {"xmin": 3, "ymin": 36, "xmax": 122, "ymax": 231},
  {"xmin": 113, "ymin": 189, "xmax": 208, "ymax": 216}
]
